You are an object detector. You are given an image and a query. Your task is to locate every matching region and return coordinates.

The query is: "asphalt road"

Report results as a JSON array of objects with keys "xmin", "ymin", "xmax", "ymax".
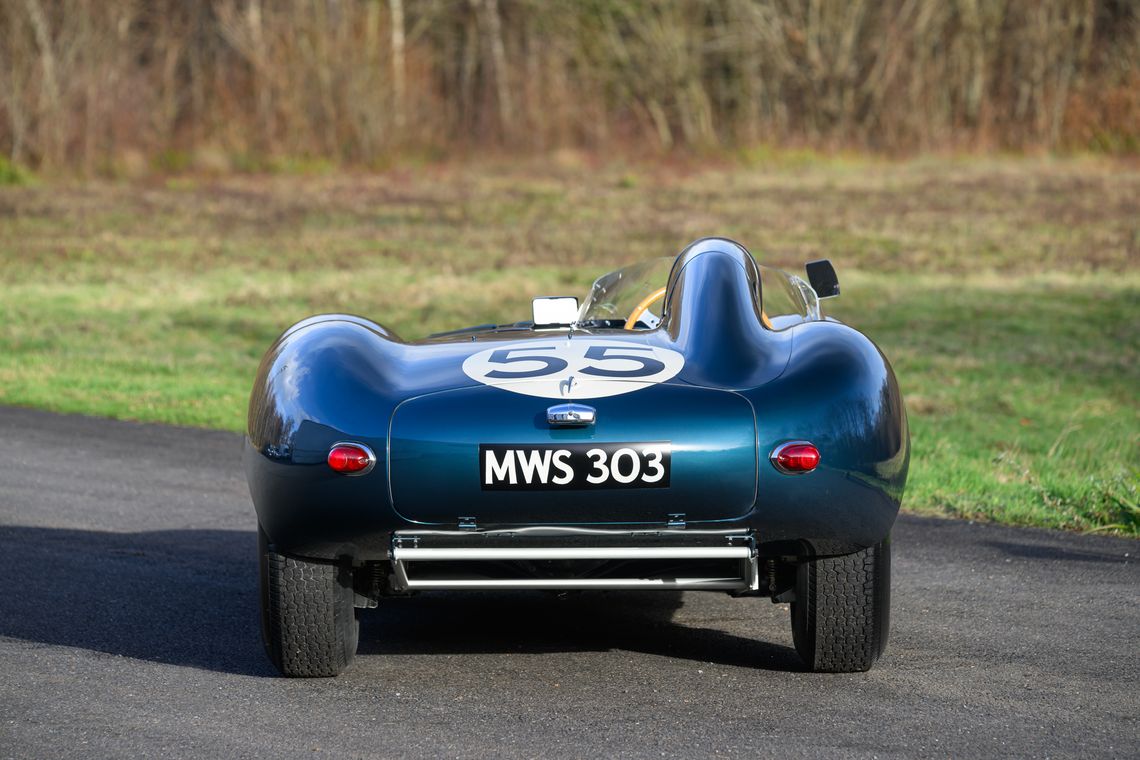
[{"xmin": 0, "ymin": 406, "xmax": 1136, "ymax": 759}]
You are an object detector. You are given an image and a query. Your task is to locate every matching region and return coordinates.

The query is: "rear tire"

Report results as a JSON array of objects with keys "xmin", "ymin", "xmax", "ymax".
[
  {"xmin": 258, "ymin": 525, "xmax": 359, "ymax": 677},
  {"xmin": 790, "ymin": 537, "xmax": 890, "ymax": 673}
]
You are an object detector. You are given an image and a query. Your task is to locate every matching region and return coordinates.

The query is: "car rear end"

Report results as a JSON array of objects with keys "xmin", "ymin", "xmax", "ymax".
[{"xmin": 249, "ymin": 239, "xmax": 906, "ymax": 676}]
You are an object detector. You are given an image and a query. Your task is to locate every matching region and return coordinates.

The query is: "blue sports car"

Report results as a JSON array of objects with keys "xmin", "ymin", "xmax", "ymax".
[{"xmin": 246, "ymin": 237, "xmax": 909, "ymax": 676}]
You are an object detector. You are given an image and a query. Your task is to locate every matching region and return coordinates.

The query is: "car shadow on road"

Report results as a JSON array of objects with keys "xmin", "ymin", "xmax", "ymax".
[
  {"xmin": 0, "ymin": 525, "xmax": 802, "ymax": 676},
  {"xmin": 358, "ymin": 592, "xmax": 803, "ymax": 672},
  {"xmin": 981, "ymin": 540, "xmax": 1133, "ymax": 564},
  {"xmin": 0, "ymin": 525, "xmax": 275, "ymax": 677}
]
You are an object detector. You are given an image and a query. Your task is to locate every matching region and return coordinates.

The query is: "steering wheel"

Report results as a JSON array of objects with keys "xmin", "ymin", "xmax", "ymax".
[
  {"xmin": 623, "ymin": 285, "xmax": 776, "ymax": 330},
  {"xmin": 623, "ymin": 287, "xmax": 668, "ymax": 330}
]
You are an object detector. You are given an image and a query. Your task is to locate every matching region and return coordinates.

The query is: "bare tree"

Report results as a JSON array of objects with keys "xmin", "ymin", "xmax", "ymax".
[
  {"xmin": 0, "ymin": 0, "xmax": 1135, "ymax": 170},
  {"xmin": 390, "ymin": 0, "xmax": 406, "ymax": 132}
]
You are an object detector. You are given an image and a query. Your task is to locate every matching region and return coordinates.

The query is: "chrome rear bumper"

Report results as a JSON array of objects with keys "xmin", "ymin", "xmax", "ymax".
[{"xmin": 389, "ymin": 529, "xmax": 760, "ymax": 593}]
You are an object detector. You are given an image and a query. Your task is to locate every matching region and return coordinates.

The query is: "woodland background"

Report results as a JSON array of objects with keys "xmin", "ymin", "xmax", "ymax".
[{"xmin": 1, "ymin": 0, "xmax": 1138, "ymax": 175}]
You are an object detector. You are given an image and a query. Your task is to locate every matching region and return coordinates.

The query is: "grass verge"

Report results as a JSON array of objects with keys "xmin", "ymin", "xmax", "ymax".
[{"xmin": 1, "ymin": 157, "xmax": 1137, "ymax": 533}]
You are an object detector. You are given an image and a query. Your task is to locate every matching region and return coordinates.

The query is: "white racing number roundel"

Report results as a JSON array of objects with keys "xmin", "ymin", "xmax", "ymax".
[{"xmin": 461, "ymin": 339, "xmax": 684, "ymax": 399}]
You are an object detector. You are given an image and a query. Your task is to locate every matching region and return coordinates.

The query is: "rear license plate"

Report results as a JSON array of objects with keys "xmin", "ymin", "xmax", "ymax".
[{"xmin": 480, "ymin": 442, "xmax": 671, "ymax": 491}]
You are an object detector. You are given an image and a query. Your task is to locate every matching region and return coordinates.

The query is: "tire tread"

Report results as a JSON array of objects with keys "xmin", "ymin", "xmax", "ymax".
[
  {"xmin": 261, "ymin": 535, "xmax": 358, "ymax": 677},
  {"xmin": 792, "ymin": 539, "xmax": 890, "ymax": 673}
]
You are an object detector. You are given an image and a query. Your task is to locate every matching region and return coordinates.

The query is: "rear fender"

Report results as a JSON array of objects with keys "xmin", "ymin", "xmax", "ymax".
[
  {"xmin": 743, "ymin": 320, "xmax": 909, "ymax": 553},
  {"xmin": 246, "ymin": 316, "xmax": 409, "ymax": 559}
]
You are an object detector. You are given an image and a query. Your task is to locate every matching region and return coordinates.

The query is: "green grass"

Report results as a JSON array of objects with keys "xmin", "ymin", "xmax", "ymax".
[{"xmin": 0, "ymin": 157, "xmax": 1137, "ymax": 534}]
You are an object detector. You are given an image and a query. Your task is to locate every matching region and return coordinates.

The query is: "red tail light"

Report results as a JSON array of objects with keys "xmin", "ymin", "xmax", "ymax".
[
  {"xmin": 327, "ymin": 443, "xmax": 376, "ymax": 476},
  {"xmin": 770, "ymin": 441, "xmax": 820, "ymax": 474}
]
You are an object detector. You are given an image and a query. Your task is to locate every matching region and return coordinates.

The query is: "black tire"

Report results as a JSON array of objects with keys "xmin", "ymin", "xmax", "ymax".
[
  {"xmin": 258, "ymin": 525, "xmax": 359, "ymax": 677},
  {"xmin": 790, "ymin": 537, "xmax": 891, "ymax": 673}
]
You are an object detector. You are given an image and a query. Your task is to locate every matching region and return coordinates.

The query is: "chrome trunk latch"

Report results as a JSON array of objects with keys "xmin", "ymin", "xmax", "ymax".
[{"xmin": 546, "ymin": 403, "xmax": 596, "ymax": 427}]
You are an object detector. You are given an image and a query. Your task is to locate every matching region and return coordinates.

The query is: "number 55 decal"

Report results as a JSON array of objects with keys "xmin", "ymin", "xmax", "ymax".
[
  {"xmin": 462, "ymin": 339, "xmax": 684, "ymax": 399},
  {"xmin": 484, "ymin": 346, "xmax": 569, "ymax": 379},
  {"xmin": 579, "ymin": 345, "xmax": 666, "ymax": 378}
]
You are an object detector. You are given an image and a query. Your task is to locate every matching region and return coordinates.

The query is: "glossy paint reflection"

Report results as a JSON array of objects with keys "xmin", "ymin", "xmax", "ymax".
[{"xmin": 246, "ymin": 238, "xmax": 908, "ymax": 560}]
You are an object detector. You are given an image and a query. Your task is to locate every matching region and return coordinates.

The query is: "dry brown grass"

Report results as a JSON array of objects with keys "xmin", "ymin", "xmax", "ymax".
[{"xmin": 4, "ymin": 155, "xmax": 1137, "ymax": 282}]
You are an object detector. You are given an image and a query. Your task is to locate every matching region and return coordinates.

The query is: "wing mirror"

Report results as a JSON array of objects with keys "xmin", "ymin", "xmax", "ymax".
[
  {"xmin": 532, "ymin": 296, "xmax": 579, "ymax": 328},
  {"xmin": 805, "ymin": 259, "xmax": 840, "ymax": 299}
]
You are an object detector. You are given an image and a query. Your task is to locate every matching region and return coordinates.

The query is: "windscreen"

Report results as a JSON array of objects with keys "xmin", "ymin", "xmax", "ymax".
[
  {"xmin": 576, "ymin": 257, "xmax": 675, "ymax": 328},
  {"xmin": 577, "ymin": 257, "xmax": 820, "ymax": 330},
  {"xmin": 757, "ymin": 266, "xmax": 820, "ymax": 328}
]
